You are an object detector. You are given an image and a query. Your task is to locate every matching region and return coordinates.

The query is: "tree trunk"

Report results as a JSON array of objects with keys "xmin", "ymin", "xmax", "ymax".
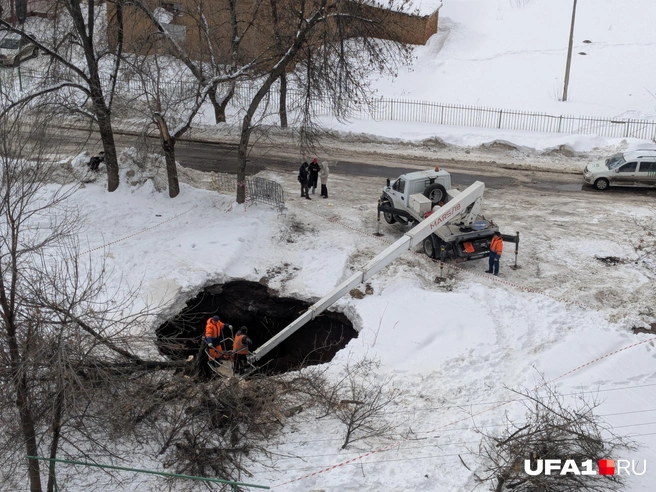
[
  {"xmin": 237, "ymin": 127, "xmax": 248, "ymax": 204},
  {"xmin": 96, "ymin": 112, "xmax": 120, "ymax": 192},
  {"xmin": 18, "ymin": 374, "xmax": 42, "ymax": 492},
  {"xmin": 279, "ymin": 73, "xmax": 288, "ymax": 128},
  {"xmin": 154, "ymin": 113, "xmax": 180, "ymax": 198},
  {"xmin": 9, "ymin": 342, "xmax": 42, "ymax": 492},
  {"xmin": 163, "ymin": 141, "xmax": 180, "ymax": 199},
  {"xmin": 208, "ymin": 83, "xmax": 234, "ymax": 124},
  {"xmin": 46, "ymin": 390, "xmax": 63, "ymax": 492}
]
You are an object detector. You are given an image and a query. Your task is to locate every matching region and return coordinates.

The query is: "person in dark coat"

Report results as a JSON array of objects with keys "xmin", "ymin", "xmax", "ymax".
[
  {"xmin": 298, "ymin": 162, "xmax": 310, "ymax": 199},
  {"xmin": 308, "ymin": 158, "xmax": 320, "ymax": 194},
  {"xmin": 87, "ymin": 151, "xmax": 105, "ymax": 172}
]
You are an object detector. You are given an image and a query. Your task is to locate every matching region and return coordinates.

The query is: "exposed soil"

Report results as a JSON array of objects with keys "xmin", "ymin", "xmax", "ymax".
[{"xmin": 156, "ymin": 280, "xmax": 357, "ymax": 375}]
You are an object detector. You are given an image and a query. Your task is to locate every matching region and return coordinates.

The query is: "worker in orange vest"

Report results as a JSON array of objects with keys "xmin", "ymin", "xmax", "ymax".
[
  {"xmin": 486, "ymin": 231, "xmax": 503, "ymax": 276},
  {"xmin": 232, "ymin": 326, "xmax": 252, "ymax": 375},
  {"xmin": 205, "ymin": 315, "xmax": 233, "ymax": 362}
]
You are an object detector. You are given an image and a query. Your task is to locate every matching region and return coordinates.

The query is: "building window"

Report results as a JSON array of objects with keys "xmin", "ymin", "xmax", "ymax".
[{"xmin": 160, "ymin": 2, "xmax": 183, "ymax": 16}]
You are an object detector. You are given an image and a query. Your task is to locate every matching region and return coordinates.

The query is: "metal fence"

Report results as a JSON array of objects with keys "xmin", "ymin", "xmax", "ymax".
[
  {"xmin": 231, "ymin": 86, "xmax": 656, "ymax": 140},
  {"xmin": 362, "ymin": 99, "xmax": 656, "ymax": 140},
  {"xmin": 4, "ymin": 66, "xmax": 656, "ymax": 140},
  {"xmin": 212, "ymin": 173, "xmax": 285, "ymax": 212}
]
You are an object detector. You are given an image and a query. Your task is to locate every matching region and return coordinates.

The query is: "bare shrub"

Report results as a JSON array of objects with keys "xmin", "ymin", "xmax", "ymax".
[
  {"xmin": 473, "ymin": 383, "xmax": 635, "ymax": 492},
  {"xmin": 297, "ymin": 357, "xmax": 399, "ymax": 449}
]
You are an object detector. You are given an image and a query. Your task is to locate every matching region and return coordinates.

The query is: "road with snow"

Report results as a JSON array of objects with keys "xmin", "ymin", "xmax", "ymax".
[{"xmin": 42, "ymin": 124, "xmax": 656, "ymax": 197}]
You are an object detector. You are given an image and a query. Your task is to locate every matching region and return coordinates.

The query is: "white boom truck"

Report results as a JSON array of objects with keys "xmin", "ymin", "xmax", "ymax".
[
  {"xmin": 250, "ymin": 177, "xmax": 517, "ymax": 364},
  {"xmin": 378, "ymin": 168, "xmax": 517, "ymax": 262}
]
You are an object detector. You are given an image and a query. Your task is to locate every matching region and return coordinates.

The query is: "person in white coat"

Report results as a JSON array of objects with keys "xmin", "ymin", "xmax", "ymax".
[{"xmin": 319, "ymin": 161, "xmax": 330, "ymax": 198}]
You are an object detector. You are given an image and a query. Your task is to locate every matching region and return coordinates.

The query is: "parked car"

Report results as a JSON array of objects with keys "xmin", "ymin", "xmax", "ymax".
[
  {"xmin": 0, "ymin": 33, "xmax": 38, "ymax": 67},
  {"xmin": 583, "ymin": 149, "xmax": 656, "ymax": 190}
]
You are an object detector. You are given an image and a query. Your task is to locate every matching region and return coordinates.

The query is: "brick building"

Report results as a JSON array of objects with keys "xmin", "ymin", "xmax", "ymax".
[
  {"xmin": 107, "ymin": 0, "xmax": 440, "ymax": 63},
  {"xmin": 0, "ymin": 0, "xmax": 55, "ymax": 22}
]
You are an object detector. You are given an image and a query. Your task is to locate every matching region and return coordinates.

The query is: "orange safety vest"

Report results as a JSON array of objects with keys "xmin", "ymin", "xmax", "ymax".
[
  {"xmin": 205, "ymin": 318, "xmax": 226, "ymax": 359},
  {"xmin": 233, "ymin": 334, "xmax": 249, "ymax": 355},
  {"xmin": 490, "ymin": 236, "xmax": 503, "ymax": 254}
]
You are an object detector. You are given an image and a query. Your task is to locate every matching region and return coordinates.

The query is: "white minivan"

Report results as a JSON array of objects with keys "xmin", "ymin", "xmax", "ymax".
[{"xmin": 583, "ymin": 149, "xmax": 656, "ymax": 190}]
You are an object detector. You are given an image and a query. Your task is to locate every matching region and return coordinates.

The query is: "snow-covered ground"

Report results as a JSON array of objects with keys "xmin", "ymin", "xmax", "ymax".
[
  {"xmin": 11, "ymin": 0, "xmax": 656, "ymax": 490},
  {"xmin": 57, "ymin": 145, "xmax": 656, "ymax": 491}
]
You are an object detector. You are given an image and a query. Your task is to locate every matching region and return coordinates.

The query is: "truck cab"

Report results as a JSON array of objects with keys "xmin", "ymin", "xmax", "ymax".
[
  {"xmin": 379, "ymin": 168, "xmax": 517, "ymax": 262},
  {"xmin": 383, "ymin": 169, "xmax": 452, "ymax": 222}
]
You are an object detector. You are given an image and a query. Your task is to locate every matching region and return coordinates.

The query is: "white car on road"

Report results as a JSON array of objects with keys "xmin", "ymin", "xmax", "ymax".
[{"xmin": 583, "ymin": 149, "xmax": 656, "ymax": 190}]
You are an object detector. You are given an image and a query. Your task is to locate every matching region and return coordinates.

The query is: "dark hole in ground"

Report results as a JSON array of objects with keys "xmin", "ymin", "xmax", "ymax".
[{"xmin": 156, "ymin": 280, "xmax": 357, "ymax": 375}]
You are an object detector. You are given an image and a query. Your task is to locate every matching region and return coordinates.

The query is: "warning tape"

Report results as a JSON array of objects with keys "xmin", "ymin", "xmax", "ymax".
[
  {"xmin": 273, "ymin": 335, "xmax": 656, "ymax": 488},
  {"xmin": 77, "ymin": 205, "xmax": 198, "ymax": 257}
]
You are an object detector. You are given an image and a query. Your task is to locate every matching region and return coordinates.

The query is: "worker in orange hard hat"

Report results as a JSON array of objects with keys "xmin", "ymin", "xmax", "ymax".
[
  {"xmin": 205, "ymin": 315, "xmax": 233, "ymax": 361},
  {"xmin": 485, "ymin": 231, "xmax": 503, "ymax": 276}
]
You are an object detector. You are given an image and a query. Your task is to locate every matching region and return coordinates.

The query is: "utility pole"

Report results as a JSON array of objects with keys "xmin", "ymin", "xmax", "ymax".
[{"xmin": 562, "ymin": 0, "xmax": 578, "ymax": 102}]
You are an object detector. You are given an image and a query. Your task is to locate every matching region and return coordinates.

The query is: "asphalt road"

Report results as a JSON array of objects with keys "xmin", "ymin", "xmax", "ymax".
[
  {"xmin": 43, "ymin": 125, "xmax": 656, "ymax": 195},
  {"xmin": 173, "ymin": 137, "xmax": 574, "ymax": 191}
]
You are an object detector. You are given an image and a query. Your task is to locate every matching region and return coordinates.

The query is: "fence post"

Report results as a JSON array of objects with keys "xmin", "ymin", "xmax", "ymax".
[
  {"xmin": 374, "ymin": 199, "xmax": 383, "ymax": 236},
  {"xmin": 497, "ymin": 109, "xmax": 503, "ymax": 129},
  {"xmin": 440, "ymin": 245, "xmax": 445, "ymax": 279},
  {"xmin": 510, "ymin": 231, "xmax": 521, "ymax": 270},
  {"xmin": 624, "ymin": 119, "xmax": 630, "ymax": 138}
]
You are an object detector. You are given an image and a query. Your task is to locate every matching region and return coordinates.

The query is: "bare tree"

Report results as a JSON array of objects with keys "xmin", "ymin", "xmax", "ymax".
[
  {"xmin": 298, "ymin": 357, "xmax": 399, "ymax": 449},
  {"xmin": 0, "ymin": 1, "xmax": 126, "ymax": 192},
  {"xmin": 121, "ymin": 52, "xmax": 206, "ymax": 197},
  {"xmin": 0, "ymin": 109, "xmax": 189, "ymax": 491},
  {"xmin": 128, "ymin": 0, "xmax": 412, "ymax": 203},
  {"xmin": 332, "ymin": 358, "xmax": 398, "ymax": 449},
  {"xmin": 117, "ymin": 0, "xmax": 259, "ymax": 197},
  {"xmin": 472, "ymin": 383, "xmax": 635, "ymax": 492},
  {"xmin": 232, "ymin": 0, "xmax": 412, "ymax": 203}
]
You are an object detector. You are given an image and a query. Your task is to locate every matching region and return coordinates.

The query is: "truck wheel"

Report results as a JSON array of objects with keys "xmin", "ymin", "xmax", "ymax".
[
  {"xmin": 423, "ymin": 236, "xmax": 437, "ymax": 259},
  {"xmin": 594, "ymin": 178, "xmax": 609, "ymax": 190},
  {"xmin": 381, "ymin": 198, "xmax": 396, "ymax": 224},
  {"xmin": 424, "ymin": 183, "xmax": 447, "ymax": 205}
]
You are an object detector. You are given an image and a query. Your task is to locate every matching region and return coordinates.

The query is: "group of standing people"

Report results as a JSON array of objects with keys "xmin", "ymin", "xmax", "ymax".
[
  {"xmin": 204, "ymin": 315, "xmax": 253, "ymax": 375},
  {"xmin": 298, "ymin": 158, "xmax": 329, "ymax": 199}
]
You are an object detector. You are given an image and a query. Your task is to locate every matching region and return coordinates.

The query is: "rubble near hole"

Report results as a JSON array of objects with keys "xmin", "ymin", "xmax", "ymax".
[
  {"xmin": 156, "ymin": 280, "xmax": 357, "ymax": 375},
  {"xmin": 595, "ymin": 255, "xmax": 624, "ymax": 266}
]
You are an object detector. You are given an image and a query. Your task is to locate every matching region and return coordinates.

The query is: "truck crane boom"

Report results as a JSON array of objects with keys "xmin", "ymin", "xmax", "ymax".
[{"xmin": 250, "ymin": 181, "xmax": 486, "ymax": 361}]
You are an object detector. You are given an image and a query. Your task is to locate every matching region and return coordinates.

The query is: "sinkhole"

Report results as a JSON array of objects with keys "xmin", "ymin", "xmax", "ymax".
[{"xmin": 156, "ymin": 280, "xmax": 357, "ymax": 375}]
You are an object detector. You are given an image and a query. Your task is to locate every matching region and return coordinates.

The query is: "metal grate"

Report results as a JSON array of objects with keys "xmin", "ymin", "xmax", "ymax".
[{"xmin": 212, "ymin": 173, "xmax": 285, "ymax": 212}]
